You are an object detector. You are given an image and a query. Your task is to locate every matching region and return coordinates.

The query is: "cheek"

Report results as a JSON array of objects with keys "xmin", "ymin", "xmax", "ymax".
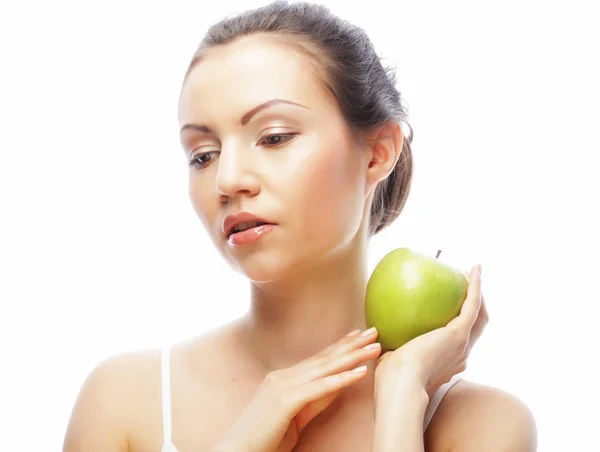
[
  {"xmin": 294, "ymin": 142, "xmax": 364, "ymax": 242},
  {"xmin": 188, "ymin": 178, "xmax": 218, "ymax": 234}
]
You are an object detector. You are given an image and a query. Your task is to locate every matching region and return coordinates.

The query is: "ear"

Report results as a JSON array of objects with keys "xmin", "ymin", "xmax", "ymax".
[{"xmin": 364, "ymin": 120, "xmax": 404, "ymax": 196}]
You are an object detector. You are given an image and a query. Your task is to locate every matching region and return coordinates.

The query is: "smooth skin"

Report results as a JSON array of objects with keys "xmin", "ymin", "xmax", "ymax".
[{"xmin": 63, "ymin": 34, "xmax": 536, "ymax": 451}]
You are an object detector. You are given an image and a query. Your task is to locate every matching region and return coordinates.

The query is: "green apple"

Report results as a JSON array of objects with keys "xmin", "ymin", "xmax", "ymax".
[{"xmin": 365, "ymin": 248, "xmax": 469, "ymax": 351}]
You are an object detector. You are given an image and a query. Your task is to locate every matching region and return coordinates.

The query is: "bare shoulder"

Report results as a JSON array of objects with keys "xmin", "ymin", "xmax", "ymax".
[
  {"xmin": 63, "ymin": 320, "xmax": 250, "ymax": 452},
  {"xmin": 63, "ymin": 328, "xmax": 227, "ymax": 451},
  {"xmin": 425, "ymin": 379, "xmax": 537, "ymax": 452},
  {"xmin": 62, "ymin": 347, "xmax": 161, "ymax": 452}
]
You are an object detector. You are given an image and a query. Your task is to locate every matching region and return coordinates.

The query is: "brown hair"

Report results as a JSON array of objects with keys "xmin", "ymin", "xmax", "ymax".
[{"xmin": 180, "ymin": 0, "xmax": 414, "ymax": 237}]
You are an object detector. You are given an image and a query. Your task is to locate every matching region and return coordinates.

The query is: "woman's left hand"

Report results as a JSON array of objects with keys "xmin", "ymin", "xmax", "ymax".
[{"xmin": 373, "ymin": 264, "xmax": 488, "ymax": 403}]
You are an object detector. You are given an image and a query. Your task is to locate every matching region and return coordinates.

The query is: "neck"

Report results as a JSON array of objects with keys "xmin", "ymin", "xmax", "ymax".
[{"xmin": 240, "ymin": 233, "xmax": 371, "ymax": 373}]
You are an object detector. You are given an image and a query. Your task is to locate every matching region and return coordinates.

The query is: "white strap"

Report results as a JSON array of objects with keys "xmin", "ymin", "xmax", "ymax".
[
  {"xmin": 423, "ymin": 375, "xmax": 462, "ymax": 431},
  {"xmin": 161, "ymin": 347, "xmax": 178, "ymax": 452}
]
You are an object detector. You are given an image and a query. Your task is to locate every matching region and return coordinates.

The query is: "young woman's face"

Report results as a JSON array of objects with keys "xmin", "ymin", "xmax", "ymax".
[{"xmin": 178, "ymin": 36, "xmax": 370, "ymax": 281}]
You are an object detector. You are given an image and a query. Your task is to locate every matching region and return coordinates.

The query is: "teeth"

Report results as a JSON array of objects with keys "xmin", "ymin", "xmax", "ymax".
[{"xmin": 232, "ymin": 221, "xmax": 262, "ymax": 234}]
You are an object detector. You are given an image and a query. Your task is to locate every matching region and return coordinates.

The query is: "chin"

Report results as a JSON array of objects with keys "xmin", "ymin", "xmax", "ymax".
[
  {"xmin": 230, "ymin": 265, "xmax": 284, "ymax": 284},
  {"xmin": 225, "ymin": 247, "xmax": 310, "ymax": 284},
  {"xmin": 219, "ymin": 226, "xmax": 348, "ymax": 282}
]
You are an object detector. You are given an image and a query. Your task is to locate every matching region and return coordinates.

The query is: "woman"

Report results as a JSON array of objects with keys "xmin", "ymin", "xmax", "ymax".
[{"xmin": 63, "ymin": 2, "xmax": 537, "ymax": 451}]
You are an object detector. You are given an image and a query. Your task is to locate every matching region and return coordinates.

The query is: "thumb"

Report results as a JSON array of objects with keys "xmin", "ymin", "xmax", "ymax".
[{"xmin": 295, "ymin": 390, "xmax": 341, "ymax": 433}]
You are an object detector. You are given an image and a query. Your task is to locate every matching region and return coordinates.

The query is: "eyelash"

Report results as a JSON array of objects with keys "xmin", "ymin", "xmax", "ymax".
[{"xmin": 187, "ymin": 133, "xmax": 297, "ymax": 169}]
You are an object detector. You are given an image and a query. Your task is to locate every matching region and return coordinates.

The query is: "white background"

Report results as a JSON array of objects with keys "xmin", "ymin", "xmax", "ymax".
[{"xmin": 1, "ymin": 0, "xmax": 598, "ymax": 450}]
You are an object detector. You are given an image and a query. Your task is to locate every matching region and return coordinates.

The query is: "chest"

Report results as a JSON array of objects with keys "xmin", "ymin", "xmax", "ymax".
[
  {"xmin": 128, "ymin": 371, "xmax": 377, "ymax": 452},
  {"xmin": 293, "ymin": 391, "xmax": 375, "ymax": 452}
]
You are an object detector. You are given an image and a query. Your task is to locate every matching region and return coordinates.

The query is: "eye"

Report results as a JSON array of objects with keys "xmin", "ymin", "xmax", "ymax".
[
  {"xmin": 258, "ymin": 133, "xmax": 297, "ymax": 147},
  {"xmin": 188, "ymin": 151, "xmax": 217, "ymax": 169},
  {"xmin": 187, "ymin": 133, "xmax": 297, "ymax": 170}
]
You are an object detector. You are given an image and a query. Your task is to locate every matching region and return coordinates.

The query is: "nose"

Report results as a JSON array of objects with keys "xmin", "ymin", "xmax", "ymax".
[{"xmin": 214, "ymin": 141, "xmax": 260, "ymax": 201}]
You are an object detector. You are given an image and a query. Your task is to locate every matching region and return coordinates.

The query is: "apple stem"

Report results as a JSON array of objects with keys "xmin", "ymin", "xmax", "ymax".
[{"xmin": 436, "ymin": 250, "xmax": 442, "ymax": 259}]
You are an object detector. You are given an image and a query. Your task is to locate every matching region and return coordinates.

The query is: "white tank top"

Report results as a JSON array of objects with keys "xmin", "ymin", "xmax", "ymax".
[{"xmin": 160, "ymin": 346, "xmax": 461, "ymax": 451}]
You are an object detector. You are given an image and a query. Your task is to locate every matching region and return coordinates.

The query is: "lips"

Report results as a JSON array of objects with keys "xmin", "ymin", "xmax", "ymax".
[
  {"xmin": 223, "ymin": 211, "xmax": 276, "ymax": 238},
  {"xmin": 230, "ymin": 221, "xmax": 268, "ymax": 234}
]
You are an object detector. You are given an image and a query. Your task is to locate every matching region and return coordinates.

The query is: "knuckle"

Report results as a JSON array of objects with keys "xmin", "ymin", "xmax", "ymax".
[
  {"xmin": 449, "ymin": 325, "xmax": 466, "ymax": 343},
  {"xmin": 329, "ymin": 337, "xmax": 347, "ymax": 351},
  {"xmin": 264, "ymin": 370, "xmax": 281, "ymax": 386},
  {"xmin": 345, "ymin": 334, "xmax": 363, "ymax": 346},
  {"xmin": 269, "ymin": 381, "xmax": 291, "ymax": 407},
  {"xmin": 336, "ymin": 337, "xmax": 354, "ymax": 351},
  {"xmin": 321, "ymin": 340, "xmax": 340, "ymax": 356},
  {"xmin": 323, "ymin": 338, "xmax": 353, "ymax": 360},
  {"xmin": 271, "ymin": 393, "xmax": 289, "ymax": 412},
  {"xmin": 323, "ymin": 341, "xmax": 343, "ymax": 357},
  {"xmin": 312, "ymin": 354, "xmax": 329, "ymax": 370},
  {"xmin": 311, "ymin": 350, "xmax": 327, "ymax": 363},
  {"xmin": 482, "ymin": 308, "xmax": 490, "ymax": 322}
]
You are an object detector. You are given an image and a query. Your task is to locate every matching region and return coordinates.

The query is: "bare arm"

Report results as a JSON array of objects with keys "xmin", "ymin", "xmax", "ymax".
[
  {"xmin": 62, "ymin": 354, "xmax": 131, "ymax": 452},
  {"xmin": 371, "ymin": 372, "xmax": 429, "ymax": 452}
]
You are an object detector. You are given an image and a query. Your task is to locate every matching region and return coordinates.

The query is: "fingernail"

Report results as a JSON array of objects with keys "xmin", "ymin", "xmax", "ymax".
[
  {"xmin": 345, "ymin": 329, "xmax": 361, "ymax": 337},
  {"xmin": 361, "ymin": 327, "xmax": 377, "ymax": 337},
  {"xmin": 362, "ymin": 342, "xmax": 380, "ymax": 350},
  {"xmin": 478, "ymin": 264, "xmax": 482, "ymax": 275},
  {"xmin": 352, "ymin": 365, "xmax": 367, "ymax": 373}
]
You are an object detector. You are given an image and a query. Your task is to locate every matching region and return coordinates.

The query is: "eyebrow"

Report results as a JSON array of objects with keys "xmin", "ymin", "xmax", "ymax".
[{"xmin": 180, "ymin": 98, "xmax": 308, "ymax": 135}]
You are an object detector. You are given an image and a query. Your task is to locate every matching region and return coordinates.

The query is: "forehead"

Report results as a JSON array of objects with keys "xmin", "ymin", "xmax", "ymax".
[{"xmin": 178, "ymin": 36, "xmax": 332, "ymax": 124}]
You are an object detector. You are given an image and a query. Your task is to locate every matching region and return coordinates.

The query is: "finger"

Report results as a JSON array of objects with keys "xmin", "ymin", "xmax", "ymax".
[
  {"xmin": 294, "ymin": 389, "xmax": 341, "ymax": 434},
  {"xmin": 466, "ymin": 292, "xmax": 489, "ymax": 354},
  {"xmin": 457, "ymin": 265, "xmax": 482, "ymax": 329},
  {"xmin": 295, "ymin": 339, "xmax": 382, "ymax": 385},
  {"xmin": 291, "ymin": 366, "xmax": 368, "ymax": 412},
  {"xmin": 279, "ymin": 387, "xmax": 344, "ymax": 451},
  {"xmin": 445, "ymin": 265, "xmax": 481, "ymax": 335},
  {"xmin": 291, "ymin": 328, "xmax": 379, "ymax": 376},
  {"xmin": 321, "ymin": 327, "xmax": 378, "ymax": 356}
]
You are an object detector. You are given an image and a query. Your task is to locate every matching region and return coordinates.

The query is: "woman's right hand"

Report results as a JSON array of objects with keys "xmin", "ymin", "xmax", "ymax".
[{"xmin": 212, "ymin": 327, "xmax": 381, "ymax": 452}]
